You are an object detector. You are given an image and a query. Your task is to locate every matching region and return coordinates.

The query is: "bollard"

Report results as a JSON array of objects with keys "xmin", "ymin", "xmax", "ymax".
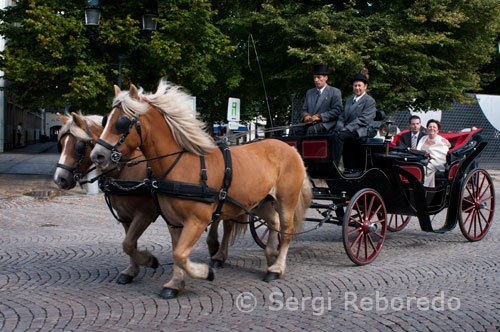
[{"xmin": 86, "ymin": 169, "xmax": 100, "ymax": 195}]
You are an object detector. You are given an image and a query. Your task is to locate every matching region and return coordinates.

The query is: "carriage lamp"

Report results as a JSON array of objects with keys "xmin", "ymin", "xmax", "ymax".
[
  {"xmin": 142, "ymin": 13, "xmax": 157, "ymax": 31},
  {"xmin": 84, "ymin": 0, "xmax": 101, "ymax": 26},
  {"xmin": 84, "ymin": 0, "xmax": 157, "ymax": 31},
  {"xmin": 379, "ymin": 119, "xmax": 398, "ymax": 139}
]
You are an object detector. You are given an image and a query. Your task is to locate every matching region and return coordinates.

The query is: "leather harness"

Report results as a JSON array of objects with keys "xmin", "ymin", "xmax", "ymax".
[{"xmin": 95, "ymin": 103, "xmax": 244, "ymax": 228}]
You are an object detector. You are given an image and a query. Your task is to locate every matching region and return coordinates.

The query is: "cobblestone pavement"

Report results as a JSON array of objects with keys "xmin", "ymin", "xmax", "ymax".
[{"xmin": 1, "ymin": 174, "xmax": 500, "ymax": 331}]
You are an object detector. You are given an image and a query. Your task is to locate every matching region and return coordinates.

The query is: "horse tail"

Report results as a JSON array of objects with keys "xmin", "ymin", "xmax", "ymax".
[
  {"xmin": 293, "ymin": 169, "xmax": 312, "ymax": 239},
  {"xmin": 226, "ymin": 216, "xmax": 248, "ymax": 245}
]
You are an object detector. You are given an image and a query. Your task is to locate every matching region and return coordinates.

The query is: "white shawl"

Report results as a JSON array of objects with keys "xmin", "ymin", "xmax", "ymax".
[{"xmin": 416, "ymin": 135, "xmax": 449, "ymax": 171}]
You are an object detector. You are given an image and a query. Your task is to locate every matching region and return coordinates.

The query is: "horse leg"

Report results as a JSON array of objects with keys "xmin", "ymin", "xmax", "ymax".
[
  {"xmin": 206, "ymin": 219, "xmax": 220, "ymax": 258},
  {"xmin": 253, "ymin": 200, "xmax": 280, "ymax": 267},
  {"xmin": 117, "ymin": 223, "xmax": 139, "ymax": 284},
  {"xmin": 265, "ymin": 206, "xmax": 296, "ymax": 282},
  {"xmin": 160, "ymin": 218, "xmax": 213, "ymax": 298},
  {"xmin": 118, "ymin": 216, "xmax": 156, "ymax": 284}
]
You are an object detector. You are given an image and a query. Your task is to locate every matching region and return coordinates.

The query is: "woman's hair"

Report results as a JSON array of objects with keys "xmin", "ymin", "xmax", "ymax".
[{"xmin": 426, "ymin": 119, "xmax": 441, "ymax": 130}]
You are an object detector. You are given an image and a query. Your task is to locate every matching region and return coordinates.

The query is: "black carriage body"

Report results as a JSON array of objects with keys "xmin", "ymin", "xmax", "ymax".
[{"xmin": 279, "ymin": 129, "xmax": 487, "ymax": 233}]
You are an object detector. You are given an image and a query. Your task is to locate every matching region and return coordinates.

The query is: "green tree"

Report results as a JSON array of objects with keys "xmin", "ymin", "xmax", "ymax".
[
  {"xmin": 229, "ymin": 0, "xmax": 500, "ymax": 116},
  {"xmin": 0, "ymin": 0, "xmax": 239, "ymax": 120}
]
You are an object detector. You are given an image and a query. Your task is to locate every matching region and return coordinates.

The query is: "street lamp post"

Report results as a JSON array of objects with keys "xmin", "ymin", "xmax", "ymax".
[{"xmin": 84, "ymin": 0, "xmax": 157, "ymax": 88}]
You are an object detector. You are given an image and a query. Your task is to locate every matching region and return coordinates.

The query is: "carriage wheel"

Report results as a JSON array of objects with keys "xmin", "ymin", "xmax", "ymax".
[
  {"xmin": 387, "ymin": 214, "xmax": 411, "ymax": 232},
  {"xmin": 342, "ymin": 189, "xmax": 387, "ymax": 265},
  {"xmin": 249, "ymin": 218, "xmax": 281, "ymax": 250},
  {"xmin": 458, "ymin": 169, "xmax": 495, "ymax": 241}
]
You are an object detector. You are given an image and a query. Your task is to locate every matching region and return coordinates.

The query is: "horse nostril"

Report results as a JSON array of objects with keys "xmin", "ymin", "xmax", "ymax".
[
  {"xmin": 59, "ymin": 178, "xmax": 69, "ymax": 190},
  {"xmin": 94, "ymin": 154, "xmax": 106, "ymax": 165}
]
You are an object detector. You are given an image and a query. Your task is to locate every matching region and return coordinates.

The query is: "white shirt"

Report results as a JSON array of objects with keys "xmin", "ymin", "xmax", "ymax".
[{"xmin": 353, "ymin": 92, "xmax": 366, "ymax": 102}]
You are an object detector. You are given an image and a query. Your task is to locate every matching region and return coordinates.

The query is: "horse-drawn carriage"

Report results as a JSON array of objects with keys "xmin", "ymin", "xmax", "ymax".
[
  {"xmin": 55, "ymin": 81, "xmax": 494, "ymax": 298},
  {"xmin": 250, "ymin": 112, "xmax": 495, "ymax": 265}
]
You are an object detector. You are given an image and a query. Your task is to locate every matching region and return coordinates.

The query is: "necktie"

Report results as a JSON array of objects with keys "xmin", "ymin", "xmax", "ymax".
[{"xmin": 411, "ymin": 134, "xmax": 417, "ymax": 149}]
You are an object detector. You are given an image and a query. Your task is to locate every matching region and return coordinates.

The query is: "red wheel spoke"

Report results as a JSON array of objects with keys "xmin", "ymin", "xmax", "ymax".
[
  {"xmin": 369, "ymin": 204, "xmax": 382, "ymax": 222},
  {"xmin": 371, "ymin": 218, "xmax": 386, "ymax": 225},
  {"xmin": 367, "ymin": 196, "xmax": 375, "ymax": 218},
  {"xmin": 367, "ymin": 233, "xmax": 377, "ymax": 252},
  {"xmin": 462, "ymin": 205, "xmax": 475, "ymax": 213},
  {"xmin": 350, "ymin": 231, "xmax": 363, "ymax": 250},
  {"xmin": 364, "ymin": 234, "xmax": 368, "ymax": 260},
  {"xmin": 372, "ymin": 231, "xmax": 384, "ymax": 238},
  {"xmin": 477, "ymin": 195, "xmax": 492, "ymax": 204},
  {"xmin": 478, "ymin": 184, "xmax": 491, "ymax": 202},
  {"xmin": 355, "ymin": 233, "xmax": 363, "ymax": 258},
  {"xmin": 467, "ymin": 210, "xmax": 476, "ymax": 234},
  {"xmin": 259, "ymin": 228, "xmax": 269, "ymax": 241},
  {"xmin": 347, "ymin": 227, "xmax": 363, "ymax": 236},
  {"xmin": 254, "ymin": 221, "xmax": 266, "ymax": 230},
  {"xmin": 349, "ymin": 215, "xmax": 363, "ymax": 226}
]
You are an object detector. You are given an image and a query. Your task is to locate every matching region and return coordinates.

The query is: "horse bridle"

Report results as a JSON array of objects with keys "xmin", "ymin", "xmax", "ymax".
[
  {"xmin": 56, "ymin": 120, "xmax": 94, "ymax": 183},
  {"xmin": 96, "ymin": 102, "xmax": 142, "ymax": 163}
]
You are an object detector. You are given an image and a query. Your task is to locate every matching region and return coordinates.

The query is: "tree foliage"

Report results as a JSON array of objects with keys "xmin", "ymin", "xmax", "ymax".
[
  {"xmin": 0, "ymin": 0, "xmax": 238, "ymax": 117},
  {"xmin": 229, "ymin": 0, "xmax": 500, "ymax": 114},
  {"xmin": 1, "ymin": 0, "xmax": 500, "ymax": 121}
]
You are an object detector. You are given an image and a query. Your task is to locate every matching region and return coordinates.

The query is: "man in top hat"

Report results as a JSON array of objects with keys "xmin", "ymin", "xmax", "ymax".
[
  {"xmin": 296, "ymin": 64, "xmax": 343, "ymax": 135},
  {"xmin": 331, "ymin": 73, "xmax": 376, "ymax": 169}
]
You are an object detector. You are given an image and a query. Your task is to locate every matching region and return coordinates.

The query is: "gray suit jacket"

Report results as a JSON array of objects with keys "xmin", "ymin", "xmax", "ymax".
[
  {"xmin": 300, "ymin": 85, "xmax": 343, "ymax": 131},
  {"xmin": 336, "ymin": 94, "xmax": 376, "ymax": 137}
]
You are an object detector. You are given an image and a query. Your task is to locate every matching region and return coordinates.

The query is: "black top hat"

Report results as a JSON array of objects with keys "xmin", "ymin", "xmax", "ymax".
[
  {"xmin": 313, "ymin": 64, "xmax": 329, "ymax": 75},
  {"xmin": 352, "ymin": 73, "xmax": 369, "ymax": 84}
]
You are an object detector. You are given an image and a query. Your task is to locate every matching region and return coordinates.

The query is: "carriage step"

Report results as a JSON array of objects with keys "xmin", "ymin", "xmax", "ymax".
[{"xmin": 343, "ymin": 169, "xmax": 363, "ymax": 178}]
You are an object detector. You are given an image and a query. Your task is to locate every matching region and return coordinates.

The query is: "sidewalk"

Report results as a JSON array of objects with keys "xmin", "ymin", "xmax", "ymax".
[{"xmin": 0, "ymin": 142, "xmax": 58, "ymax": 175}]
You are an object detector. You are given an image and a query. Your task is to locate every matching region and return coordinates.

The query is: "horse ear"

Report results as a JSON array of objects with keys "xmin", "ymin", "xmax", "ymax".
[
  {"xmin": 57, "ymin": 112, "xmax": 69, "ymax": 124},
  {"xmin": 129, "ymin": 84, "xmax": 139, "ymax": 100},
  {"xmin": 114, "ymin": 85, "xmax": 121, "ymax": 96},
  {"xmin": 71, "ymin": 112, "xmax": 85, "ymax": 129}
]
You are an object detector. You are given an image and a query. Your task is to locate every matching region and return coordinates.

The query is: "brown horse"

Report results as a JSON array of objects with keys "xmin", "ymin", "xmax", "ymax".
[
  {"xmin": 54, "ymin": 112, "xmax": 244, "ymax": 285},
  {"xmin": 90, "ymin": 80, "xmax": 312, "ymax": 298}
]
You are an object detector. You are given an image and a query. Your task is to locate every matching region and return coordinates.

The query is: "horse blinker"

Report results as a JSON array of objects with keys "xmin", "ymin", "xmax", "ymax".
[{"xmin": 115, "ymin": 116, "xmax": 132, "ymax": 133}]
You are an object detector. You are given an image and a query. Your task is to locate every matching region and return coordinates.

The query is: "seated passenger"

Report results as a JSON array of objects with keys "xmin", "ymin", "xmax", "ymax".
[
  {"xmin": 294, "ymin": 64, "xmax": 343, "ymax": 136},
  {"xmin": 397, "ymin": 115, "xmax": 427, "ymax": 149},
  {"xmin": 331, "ymin": 73, "xmax": 376, "ymax": 169},
  {"xmin": 416, "ymin": 119, "xmax": 451, "ymax": 187}
]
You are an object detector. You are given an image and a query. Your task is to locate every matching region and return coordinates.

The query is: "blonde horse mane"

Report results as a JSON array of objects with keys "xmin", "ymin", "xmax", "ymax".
[
  {"xmin": 58, "ymin": 112, "xmax": 103, "ymax": 141},
  {"xmin": 115, "ymin": 79, "xmax": 215, "ymax": 155}
]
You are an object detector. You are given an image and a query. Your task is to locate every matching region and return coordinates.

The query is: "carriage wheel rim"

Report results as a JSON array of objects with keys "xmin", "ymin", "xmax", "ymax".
[
  {"xmin": 343, "ymin": 189, "xmax": 387, "ymax": 265},
  {"xmin": 459, "ymin": 169, "xmax": 495, "ymax": 241},
  {"xmin": 387, "ymin": 214, "xmax": 411, "ymax": 232},
  {"xmin": 250, "ymin": 219, "xmax": 281, "ymax": 249}
]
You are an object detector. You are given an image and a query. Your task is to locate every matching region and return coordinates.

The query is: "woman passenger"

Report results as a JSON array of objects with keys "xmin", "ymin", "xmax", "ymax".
[{"xmin": 416, "ymin": 119, "xmax": 451, "ymax": 187}]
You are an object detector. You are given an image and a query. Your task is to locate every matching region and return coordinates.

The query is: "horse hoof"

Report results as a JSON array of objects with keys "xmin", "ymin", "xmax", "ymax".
[
  {"xmin": 151, "ymin": 256, "xmax": 159, "ymax": 269},
  {"xmin": 159, "ymin": 288, "xmax": 178, "ymax": 299},
  {"xmin": 207, "ymin": 267, "xmax": 215, "ymax": 281},
  {"xmin": 263, "ymin": 272, "xmax": 280, "ymax": 282},
  {"xmin": 116, "ymin": 274, "xmax": 134, "ymax": 285},
  {"xmin": 210, "ymin": 259, "xmax": 224, "ymax": 269}
]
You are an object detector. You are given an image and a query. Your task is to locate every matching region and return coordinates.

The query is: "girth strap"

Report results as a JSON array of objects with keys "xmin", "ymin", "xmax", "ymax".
[{"xmin": 211, "ymin": 143, "xmax": 233, "ymax": 221}]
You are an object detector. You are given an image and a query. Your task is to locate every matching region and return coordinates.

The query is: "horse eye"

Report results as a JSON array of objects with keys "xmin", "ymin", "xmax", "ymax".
[
  {"xmin": 115, "ymin": 116, "xmax": 131, "ymax": 133},
  {"xmin": 75, "ymin": 141, "xmax": 86, "ymax": 155},
  {"xmin": 101, "ymin": 115, "xmax": 107, "ymax": 128}
]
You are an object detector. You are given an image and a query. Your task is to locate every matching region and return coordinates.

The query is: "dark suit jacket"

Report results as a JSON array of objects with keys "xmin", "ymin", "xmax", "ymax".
[
  {"xmin": 397, "ymin": 130, "xmax": 426, "ymax": 148},
  {"xmin": 300, "ymin": 85, "xmax": 343, "ymax": 131},
  {"xmin": 335, "ymin": 93, "xmax": 376, "ymax": 137}
]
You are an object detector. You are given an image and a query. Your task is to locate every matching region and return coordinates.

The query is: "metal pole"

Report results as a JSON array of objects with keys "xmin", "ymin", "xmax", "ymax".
[{"xmin": 117, "ymin": 54, "xmax": 123, "ymax": 88}]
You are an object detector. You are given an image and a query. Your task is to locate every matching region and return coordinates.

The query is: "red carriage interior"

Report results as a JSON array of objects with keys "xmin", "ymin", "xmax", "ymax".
[{"xmin": 391, "ymin": 128, "xmax": 481, "ymax": 182}]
